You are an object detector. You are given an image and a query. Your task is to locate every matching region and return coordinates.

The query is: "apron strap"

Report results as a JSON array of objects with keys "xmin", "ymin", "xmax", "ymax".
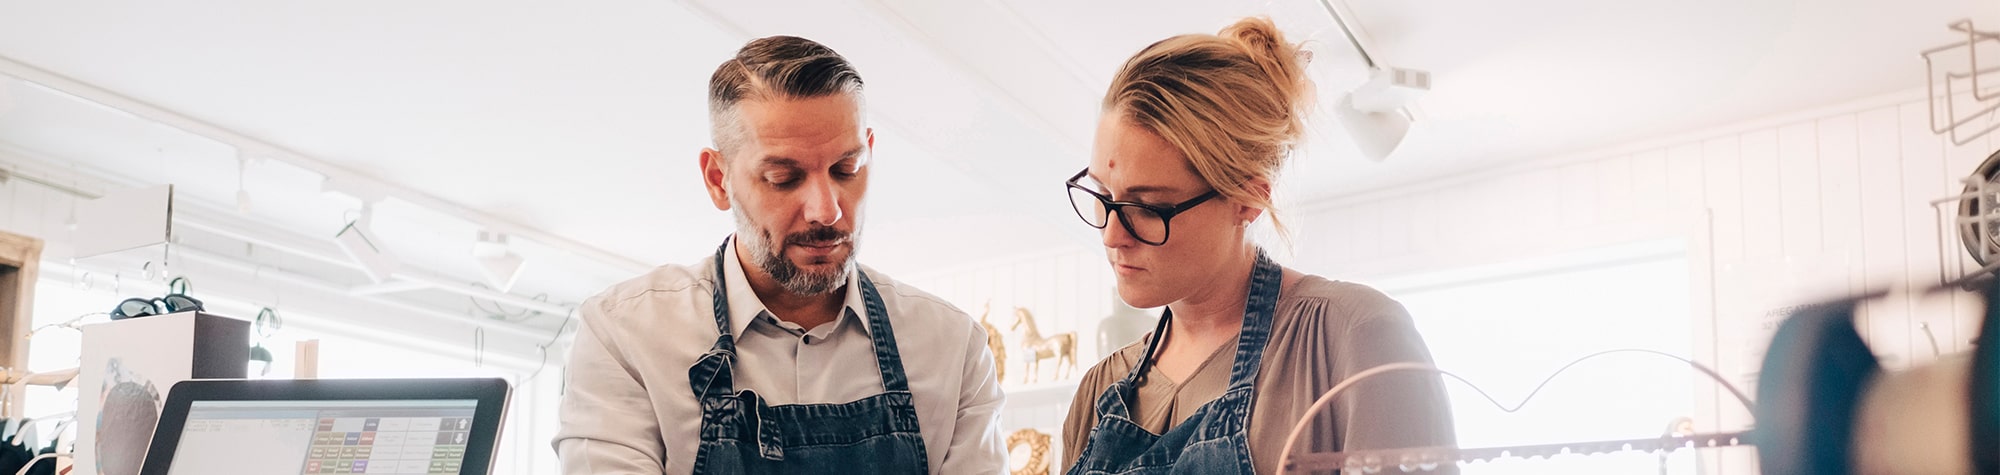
[
  {"xmin": 1125, "ymin": 309, "xmax": 1174, "ymax": 386},
  {"xmin": 1223, "ymin": 251, "xmax": 1282, "ymax": 392},
  {"xmin": 690, "ymin": 239, "xmax": 740, "ymax": 399},
  {"xmin": 857, "ymin": 269, "xmax": 913, "ymax": 393}
]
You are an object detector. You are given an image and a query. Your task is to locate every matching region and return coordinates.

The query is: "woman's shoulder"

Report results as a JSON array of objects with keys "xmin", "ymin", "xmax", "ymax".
[{"xmin": 1277, "ymin": 272, "xmax": 1414, "ymax": 329}]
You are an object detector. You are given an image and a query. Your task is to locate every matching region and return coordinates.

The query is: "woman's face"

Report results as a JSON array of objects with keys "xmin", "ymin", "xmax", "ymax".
[{"xmin": 1084, "ymin": 113, "xmax": 1255, "ymax": 309}]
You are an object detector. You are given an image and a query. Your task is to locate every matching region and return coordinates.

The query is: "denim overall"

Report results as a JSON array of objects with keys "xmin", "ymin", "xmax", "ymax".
[
  {"xmin": 688, "ymin": 242, "xmax": 929, "ymax": 475},
  {"xmin": 1065, "ymin": 251, "xmax": 1282, "ymax": 475}
]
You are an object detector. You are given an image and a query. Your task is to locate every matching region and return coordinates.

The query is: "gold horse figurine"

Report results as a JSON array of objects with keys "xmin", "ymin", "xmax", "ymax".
[
  {"xmin": 1009, "ymin": 307, "xmax": 1077, "ymax": 383},
  {"xmin": 978, "ymin": 301, "xmax": 1007, "ymax": 382}
]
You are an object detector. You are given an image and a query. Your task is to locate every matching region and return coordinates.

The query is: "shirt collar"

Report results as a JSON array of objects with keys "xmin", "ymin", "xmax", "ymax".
[{"xmin": 722, "ymin": 235, "xmax": 868, "ymax": 341}]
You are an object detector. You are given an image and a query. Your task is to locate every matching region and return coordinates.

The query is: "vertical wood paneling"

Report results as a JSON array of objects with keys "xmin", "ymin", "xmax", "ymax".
[
  {"xmin": 1777, "ymin": 122, "xmax": 1824, "ymax": 257},
  {"xmin": 1738, "ymin": 129, "xmax": 1783, "ymax": 261},
  {"xmin": 1901, "ymin": 102, "xmax": 1951, "ymax": 366},
  {"xmin": 1858, "ymin": 106, "xmax": 1912, "ymax": 368},
  {"xmin": 1597, "ymin": 154, "xmax": 1637, "ymax": 222},
  {"xmin": 1349, "ymin": 204, "xmax": 1383, "ymax": 261},
  {"xmin": 1944, "ymin": 123, "xmax": 1996, "ymax": 354},
  {"xmin": 1558, "ymin": 162, "xmax": 1597, "ymax": 227},
  {"xmin": 1378, "ymin": 195, "xmax": 1414, "ymax": 258},
  {"xmin": 1819, "ymin": 115, "xmax": 1864, "ymax": 260},
  {"xmin": 1631, "ymin": 149, "xmax": 1670, "ymax": 215},
  {"xmin": 1405, "ymin": 192, "xmax": 1442, "ymax": 259},
  {"xmin": 1703, "ymin": 136, "xmax": 1746, "ymax": 264},
  {"xmin": 1317, "ymin": 206, "xmax": 1354, "ymax": 268},
  {"xmin": 1510, "ymin": 168, "xmax": 1565, "ymax": 244},
  {"xmin": 1666, "ymin": 143, "xmax": 1708, "ymax": 210}
]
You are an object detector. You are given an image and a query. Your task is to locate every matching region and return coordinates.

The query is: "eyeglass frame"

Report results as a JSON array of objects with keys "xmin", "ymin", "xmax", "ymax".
[{"xmin": 1065, "ymin": 168, "xmax": 1221, "ymax": 246}]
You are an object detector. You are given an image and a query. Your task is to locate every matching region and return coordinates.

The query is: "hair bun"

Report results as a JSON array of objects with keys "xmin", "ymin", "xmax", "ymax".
[
  {"xmin": 1219, "ymin": 16, "xmax": 1311, "ymax": 144},
  {"xmin": 1223, "ymin": 19, "xmax": 1305, "ymax": 93},
  {"xmin": 1222, "ymin": 17, "xmax": 1287, "ymax": 60}
]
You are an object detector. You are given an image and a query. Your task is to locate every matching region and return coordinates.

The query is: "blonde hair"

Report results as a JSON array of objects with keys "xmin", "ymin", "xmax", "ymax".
[{"xmin": 1102, "ymin": 16, "xmax": 1313, "ymax": 237}]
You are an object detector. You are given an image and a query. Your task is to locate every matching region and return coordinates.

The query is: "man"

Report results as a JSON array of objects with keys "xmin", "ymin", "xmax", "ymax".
[{"xmin": 554, "ymin": 36, "xmax": 1006, "ymax": 474}]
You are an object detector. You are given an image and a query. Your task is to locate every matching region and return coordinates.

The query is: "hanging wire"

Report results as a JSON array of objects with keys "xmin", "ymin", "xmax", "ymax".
[
  {"xmin": 520, "ymin": 305, "xmax": 579, "ymax": 384},
  {"xmin": 472, "ymin": 327, "xmax": 486, "ymax": 368},
  {"xmin": 466, "ymin": 283, "xmax": 547, "ymax": 322},
  {"xmin": 29, "ymin": 312, "xmax": 106, "ymax": 337}
]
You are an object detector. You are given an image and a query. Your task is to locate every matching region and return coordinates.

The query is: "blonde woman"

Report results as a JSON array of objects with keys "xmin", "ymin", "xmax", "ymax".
[{"xmin": 1060, "ymin": 17, "xmax": 1457, "ymax": 474}]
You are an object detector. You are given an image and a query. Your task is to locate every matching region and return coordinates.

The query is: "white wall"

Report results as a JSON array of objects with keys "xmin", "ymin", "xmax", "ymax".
[{"xmin": 1290, "ymin": 88, "xmax": 1988, "ymax": 471}]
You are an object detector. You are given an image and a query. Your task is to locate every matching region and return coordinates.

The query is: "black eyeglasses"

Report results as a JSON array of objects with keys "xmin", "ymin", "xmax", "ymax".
[
  {"xmin": 1066, "ymin": 168, "xmax": 1220, "ymax": 246},
  {"xmin": 110, "ymin": 277, "xmax": 206, "ymax": 320}
]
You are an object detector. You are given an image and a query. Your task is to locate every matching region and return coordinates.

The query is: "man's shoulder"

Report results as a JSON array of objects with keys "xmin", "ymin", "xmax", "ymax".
[{"xmin": 585, "ymin": 260, "xmax": 715, "ymax": 318}]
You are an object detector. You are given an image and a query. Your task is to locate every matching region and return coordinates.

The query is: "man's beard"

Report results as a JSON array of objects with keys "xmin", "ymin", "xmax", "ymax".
[{"xmin": 732, "ymin": 203, "xmax": 858, "ymax": 297}]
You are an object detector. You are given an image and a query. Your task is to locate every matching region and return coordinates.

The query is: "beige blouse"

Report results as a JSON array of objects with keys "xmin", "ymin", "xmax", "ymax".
[{"xmin": 1061, "ymin": 272, "xmax": 1458, "ymax": 475}]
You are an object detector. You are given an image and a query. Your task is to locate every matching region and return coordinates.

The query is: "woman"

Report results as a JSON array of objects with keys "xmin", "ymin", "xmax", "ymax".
[{"xmin": 1060, "ymin": 17, "xmax": 1456, "ymax": 475}]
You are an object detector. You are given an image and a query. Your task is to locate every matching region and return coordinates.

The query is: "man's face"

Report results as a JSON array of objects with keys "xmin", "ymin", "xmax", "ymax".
[{"xmin": 701, "ymin": 94, "xmax": 872, "ymax": 296}]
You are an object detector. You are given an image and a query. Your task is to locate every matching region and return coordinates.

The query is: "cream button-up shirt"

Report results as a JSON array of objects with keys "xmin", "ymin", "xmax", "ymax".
[{"xmin": 554, "ymin": 237, "xmax": 1006, "ymax": 474}]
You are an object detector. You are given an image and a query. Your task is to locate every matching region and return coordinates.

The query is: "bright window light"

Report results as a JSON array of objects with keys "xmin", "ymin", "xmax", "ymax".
[{"xmin": 1386, "ymin": 252, "xmax": 1700, "ymax": 475}]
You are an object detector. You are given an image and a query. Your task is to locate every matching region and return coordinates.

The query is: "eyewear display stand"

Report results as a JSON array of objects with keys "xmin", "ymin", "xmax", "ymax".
[{"xmin": 75, "ymin": 311, "xmax": 246, "ymax": 475}]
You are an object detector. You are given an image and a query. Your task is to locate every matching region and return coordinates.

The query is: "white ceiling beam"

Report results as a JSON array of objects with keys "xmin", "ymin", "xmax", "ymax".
[
  {"xmin": 0, "ymin": 142, "xmax": 577, "ymax": 317},
  {"xmin": 0, "ymin": 54, "xmax": 653, "ymax": 276},
  {"xmin": 176, "ymin": 208, "xmax": 574, "ymax": 315},
  {"xmin": 349, "ymin": 279, "xmax": 434, "ymax": 296}
]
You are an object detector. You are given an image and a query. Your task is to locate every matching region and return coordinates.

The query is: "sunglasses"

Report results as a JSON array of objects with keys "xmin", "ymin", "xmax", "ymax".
[{"xmin": 109, "ymin": 277, "xmax": 207, "ymax": 321}]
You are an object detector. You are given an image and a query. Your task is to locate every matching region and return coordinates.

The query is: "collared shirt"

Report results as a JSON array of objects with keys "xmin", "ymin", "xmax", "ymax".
[{"xmin": 555, "ymin": 237, "xmax": 1007, "ymax": 474}]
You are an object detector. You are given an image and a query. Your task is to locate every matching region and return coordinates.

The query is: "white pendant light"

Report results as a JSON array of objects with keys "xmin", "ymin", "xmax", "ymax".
[{"xmin": 1317, "ymin": 0, "xmax": 1429, "ymax": 161}]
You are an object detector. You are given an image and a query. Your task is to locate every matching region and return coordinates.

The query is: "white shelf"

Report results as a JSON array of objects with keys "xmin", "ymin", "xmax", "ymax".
[{"xmin": 1001, "ymin": 380, "xmax": 1080, "ymax": 407}]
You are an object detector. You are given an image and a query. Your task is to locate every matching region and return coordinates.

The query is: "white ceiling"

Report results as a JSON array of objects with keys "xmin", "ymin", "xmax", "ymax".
[{"xmin": 0, "ymin": 0, "xmax": 1993, "ymax": 313}]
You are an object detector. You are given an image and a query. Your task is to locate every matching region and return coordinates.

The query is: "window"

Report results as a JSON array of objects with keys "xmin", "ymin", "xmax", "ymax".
[{"xmin": 1383, "ymin": 249, "xmax": 1701, "ymax": 474}]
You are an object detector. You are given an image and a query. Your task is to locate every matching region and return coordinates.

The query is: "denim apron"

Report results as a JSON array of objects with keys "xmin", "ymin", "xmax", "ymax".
[
  {"xmin": 688, "ymin": 241, "xmax": 929, "ymax": 475},
  {"xmin": 1065, "ymin": 251, "xmax": 1282, "ymax": 475}
]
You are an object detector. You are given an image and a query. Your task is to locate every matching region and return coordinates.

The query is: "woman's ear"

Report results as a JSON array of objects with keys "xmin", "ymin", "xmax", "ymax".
[{"xmin": 1239, "ymin": 178, "xmax": 1272, "ymax": 225}]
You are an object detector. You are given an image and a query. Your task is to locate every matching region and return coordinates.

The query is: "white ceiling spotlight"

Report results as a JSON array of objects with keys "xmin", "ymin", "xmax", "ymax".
[
  {"xmin": 473, "ymin": 230, "xmax": 525, "ymax": 292},
  {"xmin": 324, "ymin": 175, "xmax": 400, "ymax": 282},
  {"xmin": 334, "ymin": 202, "xmax": 399, "ymax": 283},
  {"xmin": 1317, "ymin": 0, "xmax": 1429, "ymax": 161}
]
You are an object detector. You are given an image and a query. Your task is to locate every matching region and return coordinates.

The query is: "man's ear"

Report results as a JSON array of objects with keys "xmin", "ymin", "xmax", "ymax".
[
  {"xmin": 862, "ymin": 128, "xmax": 876, "ymax": 167},
  {"xmin": 700, "ymin": 148, "xmax": 731, "ymax": 211}
]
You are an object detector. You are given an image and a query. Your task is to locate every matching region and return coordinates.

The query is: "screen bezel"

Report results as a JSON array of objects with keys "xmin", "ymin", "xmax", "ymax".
[{"xmin": 136, "ymin": 378, "xmax": 511, "ymax": 475}]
